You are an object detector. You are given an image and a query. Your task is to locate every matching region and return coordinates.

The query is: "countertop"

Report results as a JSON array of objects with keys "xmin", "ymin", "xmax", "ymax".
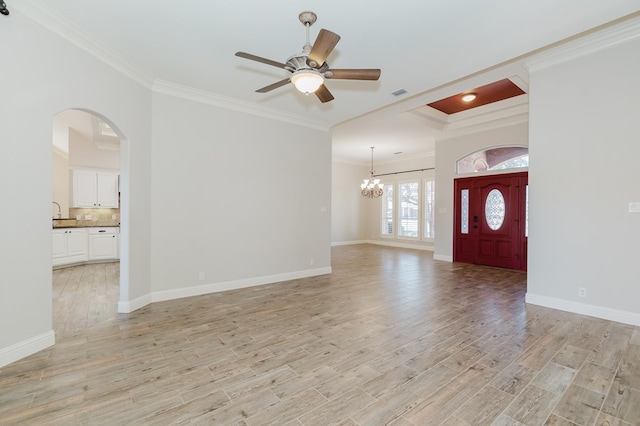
[{"xmin": 52, "ymin": 218, "xmax": 119, "ymax": 229}]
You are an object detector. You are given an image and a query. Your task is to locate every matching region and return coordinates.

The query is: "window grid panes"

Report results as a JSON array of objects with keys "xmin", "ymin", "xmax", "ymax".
[
  {"xmin": 381, "ymin": 184, "xmax": 394, "ymax": 236},
  {"xmin": 423, "ymin": 180, "xmax": 435, "ymax": 239},
  {"xmin": 380, "ymin": 180, "xmax": 436, "ymax": 241},
  {"xmin": 397, "ymin": 182, "xmax": 419, "ymax": 238}
]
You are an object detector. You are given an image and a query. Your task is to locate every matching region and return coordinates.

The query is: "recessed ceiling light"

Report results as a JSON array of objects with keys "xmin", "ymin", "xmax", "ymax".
[{"xmin": 461, "ymin": 93, "xmax": 477, "ymax": 102}]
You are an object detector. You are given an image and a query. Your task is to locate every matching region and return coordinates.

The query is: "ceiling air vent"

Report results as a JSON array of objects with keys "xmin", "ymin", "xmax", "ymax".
[{"xmin": 391, "ymin": 89, "xmax": 407, "ymax": 97}]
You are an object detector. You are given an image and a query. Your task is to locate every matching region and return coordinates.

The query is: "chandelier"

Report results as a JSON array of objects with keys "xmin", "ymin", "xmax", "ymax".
[{"xmin": 361, "ymin": 146, "xmax": 384, "ymax": 198}]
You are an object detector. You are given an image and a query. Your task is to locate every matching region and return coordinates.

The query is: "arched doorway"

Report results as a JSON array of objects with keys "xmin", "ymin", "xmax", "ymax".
[{"xmin": 51, "ymin": 109, "xmax": 129, "ymax": 329}]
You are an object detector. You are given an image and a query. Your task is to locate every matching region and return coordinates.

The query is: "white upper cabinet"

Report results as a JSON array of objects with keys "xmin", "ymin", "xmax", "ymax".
[{"xmin": 72, "ymin": 168, "xmax": 119, "ymax": 208}]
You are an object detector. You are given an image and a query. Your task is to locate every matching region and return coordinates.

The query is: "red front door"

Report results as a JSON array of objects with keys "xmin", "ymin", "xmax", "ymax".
[{"xmin": 454, "ymin": 172, "xmax": 527, "ymax": 271}]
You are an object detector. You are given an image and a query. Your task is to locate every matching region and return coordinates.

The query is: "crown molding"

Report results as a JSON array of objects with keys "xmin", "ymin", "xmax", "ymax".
[
  {"xmin": 407, "ymin": 108, "xmax": 447, "ymax": 132},
  {"xmin": 438, "ymin": 112, "xmax": 529, "ymax": 142},
  {"xmin": 524, "ymin": 13, "xmax": 640, "ymax": 73},
  {"xmin": 12, "ymin": 0, "xmax": 155, "ymax": 89},
  {"xmin": 445, "ymin": 98, "xmax": 529, "ymax": 131},
  {"xmin": 152, "ymin": 80, "xmax": 330, "ymax": 132},
  {"xmin": 12, "ymin": 0, "xmax": 331, "ymax": 132},
  {"xmin": 409, "ymin": 93, "xmax": 528, "ymax": 139}
]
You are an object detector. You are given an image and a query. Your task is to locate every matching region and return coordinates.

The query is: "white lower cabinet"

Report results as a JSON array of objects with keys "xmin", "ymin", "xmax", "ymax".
[
  {"xmin": 88, "ymin": 227, "xmax": 119, "ymax": 261},
  {"xmin": 53, "ymin": 227, "xmax": 120, "ymax": 267},
  {"xmin": 52, "ymin": 228, "xmax": 88, "ymax": 267}
]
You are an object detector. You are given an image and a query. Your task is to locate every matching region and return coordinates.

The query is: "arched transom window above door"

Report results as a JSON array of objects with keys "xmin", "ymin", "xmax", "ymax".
[{"xmin": 457, "ymin": 146, "xmax": 528, "ymax": 174}]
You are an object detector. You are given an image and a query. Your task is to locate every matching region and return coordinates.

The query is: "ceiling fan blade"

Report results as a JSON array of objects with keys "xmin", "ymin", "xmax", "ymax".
[
  {"xmin": 315, "ymin": 84, "xmax": 334, "ymax": 103},
  {"xmin": 235, "ymin": 52, "xmax": 287, "ymax": 69},
  {"xmin": 307, "ymin": 29, "xmax": 340, "ymax": 68},
  {"xmin": 328, "ymin": 69, "xmax": 381, "ymax": 80},
  {"xmin": 256, "ymin": 78, "xmax": 291, "ymax": 93}
]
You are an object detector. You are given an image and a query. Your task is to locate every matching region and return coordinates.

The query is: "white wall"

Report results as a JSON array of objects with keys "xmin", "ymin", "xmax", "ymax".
[
  {"xmin": 434, "ymin": 123, "xmax": 529, "ymax": 260},
  {"xmin": 331, "ymin": 161, "xmax": 370, "ymax": 244},
  {"xmin": 148, "ymin": 93, "xmax": 332, "ymax": 300},
  {"xmin": 1, "ymin": 8, "xmax": 334, "ymax": 366},
  {"xmin": 0, "ymin": 10, "xmax": 152, "ymax": 366},
  {"xmin": 527, "ymin": 33, "xmax": 640, "ymax": 324}
]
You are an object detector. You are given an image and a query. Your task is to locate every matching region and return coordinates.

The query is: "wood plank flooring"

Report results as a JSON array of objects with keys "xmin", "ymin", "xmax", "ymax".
[{"xmin": 1, "ymin": 245, "xmax": 639, "ymax": 425}]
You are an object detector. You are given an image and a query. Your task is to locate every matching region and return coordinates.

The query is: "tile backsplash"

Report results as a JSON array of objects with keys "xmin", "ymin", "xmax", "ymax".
[{"xmin": 68, "ymin": 207, "xmax": 119, "ymax": 226}]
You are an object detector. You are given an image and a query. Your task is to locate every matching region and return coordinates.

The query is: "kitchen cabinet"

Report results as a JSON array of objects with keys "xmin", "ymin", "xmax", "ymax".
[
  {"xmin": 72, "ymin": 169, "xmax": 119, "ymax": 208},
  {"xmin": 52, "ymin": 228, "xmax": 88, "ymax": 266},
  {"xmin": 88, "ymin": 227, "xmax": 119, "ymax": 261}
]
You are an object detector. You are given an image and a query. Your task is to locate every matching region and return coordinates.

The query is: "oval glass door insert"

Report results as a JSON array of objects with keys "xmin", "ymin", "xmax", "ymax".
[{"xmin": 485, "ymin": 189, "xmax": 505, "ymax": 230}]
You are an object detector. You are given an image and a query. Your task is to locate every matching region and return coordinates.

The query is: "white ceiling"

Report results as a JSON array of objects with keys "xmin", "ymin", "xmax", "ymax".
[{"xmin": 13, "ymin": 1, "xmax": 640, "ymax": 165}]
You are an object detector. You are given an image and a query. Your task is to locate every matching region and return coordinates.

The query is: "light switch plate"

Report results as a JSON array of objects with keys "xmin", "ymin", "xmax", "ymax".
[{"xmin": 629, "ymin": 202, "xmax": 640, "ymax": 213}]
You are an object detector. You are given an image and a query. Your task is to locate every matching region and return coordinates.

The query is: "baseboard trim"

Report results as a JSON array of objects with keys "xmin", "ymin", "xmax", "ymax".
[
  {"xmin": 150, "ymin": 267, "xmax": 333, "ymax": 304},
  {"xmin": 367, "ymin": 240, "xmax": 434, "ymax": 252},
  {"xmin": 331, "ymin": 240, "xmax": 438, "ymax": 253},
  {"xmin": 525, "ymin": 293, "xmax": 640, "ymax": 327},
  {"xmin": 433, "ymin": 254, "xmax": 453, "ymax": 262},
  {"xmin": 118, "ymin": 293, "xmax": 152, "ymax": 314},
  {"xmin": 0, "ymin": 330, "xmax": 55, "ymax": 368},
  {"xmin": 331, "ymin": 240, "xmax": 369, "ymax": 246}
]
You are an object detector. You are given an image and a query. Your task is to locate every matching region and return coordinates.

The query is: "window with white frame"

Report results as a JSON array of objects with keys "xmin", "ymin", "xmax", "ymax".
[
  {"xmin": 381, "ymin": 184, "xmax": 394, "ymax": 236},
  {"xmin": 423, "ymin": 179, "xmax": 436, "ymax": 239},
  {"xmin": 380, "ymin": 177, "xmax": 436, "ymax": 241},
  {"xmin": 397, "ymin": 181, "xmax": 419, "ymax": 238}
]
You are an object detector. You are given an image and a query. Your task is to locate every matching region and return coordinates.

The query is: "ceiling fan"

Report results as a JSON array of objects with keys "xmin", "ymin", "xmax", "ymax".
[{"xmin": 235, "ymin": 11, "xmax": 381, "ymax": 103}]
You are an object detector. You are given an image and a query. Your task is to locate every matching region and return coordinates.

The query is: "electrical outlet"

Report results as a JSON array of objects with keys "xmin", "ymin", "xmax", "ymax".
[
  {"xmin": 579, "ymin": 287, "xmax": 587, "ymax": 298},
  {"xmin": 199, "ymin": 272, "xmax": 205, "ymax": 281},
  {"xmin": 309, "ymin": 258, "xmax": 315, "ymax": 266}
]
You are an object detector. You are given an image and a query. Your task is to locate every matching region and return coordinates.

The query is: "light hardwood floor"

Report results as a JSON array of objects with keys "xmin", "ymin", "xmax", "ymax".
[{"xmin": 1, "ymin": 245, "xmax": 639, "ymax": 425}]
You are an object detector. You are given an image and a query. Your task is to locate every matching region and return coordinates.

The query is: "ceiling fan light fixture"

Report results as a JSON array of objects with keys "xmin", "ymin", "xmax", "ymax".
[
  {"xmin": 291, "ymin": 69, "xmax": 324, "ymax": 94},
  {"xmin": 461, "ymin": 92, "xmax": 477, "ymax": 102}
]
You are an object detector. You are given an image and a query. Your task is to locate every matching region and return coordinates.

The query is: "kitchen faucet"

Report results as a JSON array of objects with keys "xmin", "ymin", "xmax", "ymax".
[{"xmin": 52, "ymin": 201, "xmax": 62, "ymax": 219}]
